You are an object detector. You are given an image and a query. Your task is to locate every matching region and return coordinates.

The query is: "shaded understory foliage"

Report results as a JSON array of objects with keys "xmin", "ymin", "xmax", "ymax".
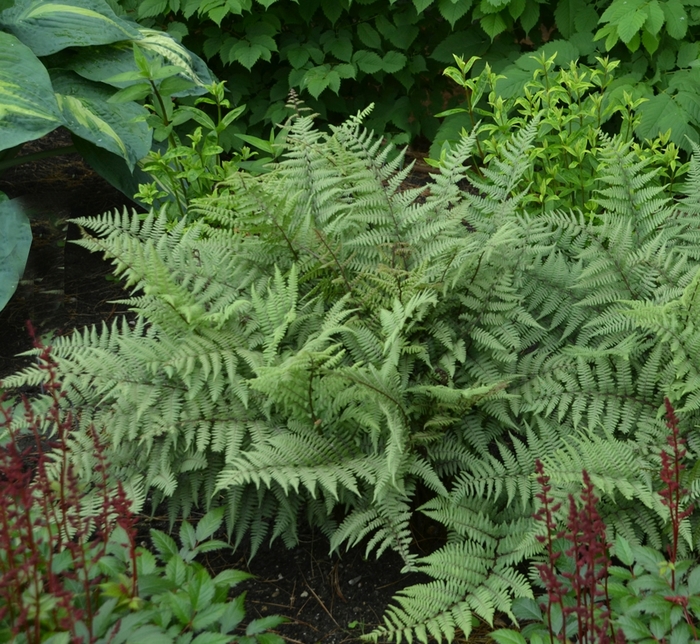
[{"xmin": 3, "ymin": 104, "xmax": 700, "ymax": 642}]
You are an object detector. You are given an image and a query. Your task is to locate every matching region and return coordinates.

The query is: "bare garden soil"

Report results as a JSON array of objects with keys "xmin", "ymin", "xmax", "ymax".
[{"xmin": 0, "ymin": 130, "xmax": 498, "ymax": 643}]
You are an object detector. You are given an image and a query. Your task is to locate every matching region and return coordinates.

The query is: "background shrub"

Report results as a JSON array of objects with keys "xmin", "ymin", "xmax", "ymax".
[{"xmin": 113, "ymin": 0, "xmax": 700, "ymax": 152}]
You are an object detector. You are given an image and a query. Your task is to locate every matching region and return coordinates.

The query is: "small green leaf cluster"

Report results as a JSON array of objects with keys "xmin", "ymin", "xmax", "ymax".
[
  {"xmin": 100, "ymin": 510, "xmax": 286, "ymax": 644},
  {"xmin": 123, "ymin": 73, "xmax": 284, "ymax": 223},
  {"xmin": 431, "ymin": 51, "xmax": 689, "ymax": 215}
]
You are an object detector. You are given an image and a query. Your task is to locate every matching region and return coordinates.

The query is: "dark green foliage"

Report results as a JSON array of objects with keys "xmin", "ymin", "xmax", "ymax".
[
  {"xmin": 112, "ymin": 0, "xmax": 700, "ymax": 152},
  {"xmin": 4, "ymin": 103, "xmax": 700, "ymax": 642}
]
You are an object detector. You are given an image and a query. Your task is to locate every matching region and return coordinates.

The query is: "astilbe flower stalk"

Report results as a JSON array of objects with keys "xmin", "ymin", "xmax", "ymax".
[
  {"xmin": 0, "ymin": 326, "xmax": 139, "ymax": 643},
  {"xmin": 533, "ymin": 397, "xmax": 698, "ymax": 644},
  {"xmin": 534, "ymin": 460, "xmax": 621, "ymax": 644},
  {"xmin": 658, "ymin": 397, "xmax": 697, "ymax": 635}
]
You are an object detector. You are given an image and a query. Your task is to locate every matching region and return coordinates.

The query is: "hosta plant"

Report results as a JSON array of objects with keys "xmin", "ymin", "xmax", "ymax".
[
  {"xmin": 0, "ymin": 193, "xmax": 31, "ymax": 312},
  {"xmin": 0, "ymin": 0, "xmax": 214, "ymax": 176},
  {"xmin": 0, "ymin": 331, "xmax": 284, "ymax": 644},
  {"xmin": 5, "ymin": 100, "xmax": 700, "ymax": 642}
]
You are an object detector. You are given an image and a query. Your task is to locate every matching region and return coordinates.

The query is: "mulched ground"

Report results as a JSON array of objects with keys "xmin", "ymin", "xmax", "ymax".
[{"xmin": 0, "ymin": 129, "xmax": 498, "ymax": 643}]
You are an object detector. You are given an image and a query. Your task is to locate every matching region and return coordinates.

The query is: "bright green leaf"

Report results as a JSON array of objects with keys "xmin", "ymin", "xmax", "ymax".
[{"xmin": 662, "ymin": 0, "xmax": 688, "ymax": 39}]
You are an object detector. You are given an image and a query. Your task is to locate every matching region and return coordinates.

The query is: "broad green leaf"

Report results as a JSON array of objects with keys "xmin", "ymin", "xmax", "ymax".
[
  {"xmin": 687, "ymin": 565, "xmax": 700, "ymax": 594},
  {"xmin": 246, "ymin": 615, "xmax": 287, "ymax": 635},
  {"xmin": 227, "ymin": 41, "xmax": 265, "ymax": 69},
  {"xmin": 137, "ymin": 0, "xmax": 167, "ymax": 19},
  {"xmin": 50, "ymin": 70, "xmax": 150, "ymax": 169},
  {"xmin": 353, "ymin": 49, "xmax": 383, "ymax": 74},
  {"xmin": 286, "ymin": 45, "xmax": 310, "ymax": 68},
  {"xmin": 302, "ymin": 64, "xmax": 335, "ymax": 98},
  {"xmin": 617, "ymin": 9, "xmax": 647, "ymax": 43},
  {"xmin": 219, "ymin": 594, "xmax": 246, "ymax": 633},
  {"xmin": 508, "ymin": 0, "xmax": 524, "ymax": 19},
  {"xmin": 180, "ymin": 521, "xmax": 198, "ymax": 553},
  {"xmin": 357, "ymin": 23, "xmax": 381, "ymax": 49},
  {"xmin": 642, "ymin": 29, "xmax": 660, "ymax": 55},
  {"xmin": 601, "ymin": 0, "xmax": 644, "ymax": 23},
  {"xmin": 489, "ymin": 629, "xmax": 527, "ymax": 644},
  {"xmin": 0, "ymin": 31, "xmax": 62, "ymax": 150},
  {"xmin": 645, "ymin": 0, "xmax": 665, "ymax": 34},
  {"xmin": 188, "ymin": 568, "xmax": 216, "ymax": 612},
  {"xmin": 151, "ymin": 528, "xmax": 179, "ymax": 561},
  {"xmin": 618, "ymin": 614, "xmax": 653, "ymax": 639},
  {"xmin": 510, "ymin": 597, "xmax": 542, "ymax": 622},
  {"xmin": 136, "ymin": 28, "xmax": 215, "ymax": 90},
  {"xmin": 662, "ymin": 0, "xmax": 688, "ymax": 39},
  {"xmin": 329, "ymin": 35, "xmax": 352, "ymax": 61},
  {"xmin": 438, "ymin": 0, "xmax": 472, "ymax": 27},
  {"xmin": 553, "ymin": 0, "xmax": 576, "ymax": 37},
  {"xmin": 677, "ymin": 42, "xmax": 699, "ymax": 68},
  {"xmin": 413, "ymin": 0, "xmax": 434, "ymax": 11},
  {"xmin": 71, "ymin": 135, "xmax": 151, "ymax": 200},
  {"xmin": 335, "ymin": 62, "xmax": 356, "ymax": 79},
  {"xmin": 195, "ymin": 506, "xmax": 225, "ymax": 542},
  {"xmin": 382, "ymin": 51, "xmax": 407, "ymax": 73},
  {"xmin": 575, "ymin": 4, "xmax": 599, "ymax": 32},
  {"xmin": 480, "ymin": 11, "xmax": 507, "ymax": 38},
  {"xmin": 0, "ymin": 0, "xmax": 140, "ymax": 56},
  {"xmin": 0, "ymin": 195, "xmax": 32, "ymax": 313},
  {"xmin": 213, "ymin": 569, "xmax": 253, "ymax": 587},
  {"xmin": 520, "ymin": 0, "xmax": 539, "ymax": 32},
  {"xmin": 636, "ymin": 93, "xmax": 698, "ymax": 151}
]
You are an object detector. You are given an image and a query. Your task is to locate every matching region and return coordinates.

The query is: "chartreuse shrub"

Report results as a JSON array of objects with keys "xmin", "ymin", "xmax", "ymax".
[
  {"xmin": 431, "ymin": 52, "xmax": 689, "ymax": 216},
  {"xmin": 0, "ymin": 336, "xmax": 283, "ymax": 644},
  {"xmin": 4, "ymin": 100, "xmax": 700, "ymax": 642},
  {"xmin": 113, "ymin": 0, "xmax": 700, "ymax": 152}
]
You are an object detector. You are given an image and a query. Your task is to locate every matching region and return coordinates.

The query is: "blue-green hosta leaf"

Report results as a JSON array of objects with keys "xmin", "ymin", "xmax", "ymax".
[
  {"xmin": 0, "ymin": 195, "xmax": 32, "ymax": 313},
  {"xmin": 0, "ymin": 0, "xmax": 141, "ymax": 56},
  {"xmin": 50, "ymin": 70, "xmax": 150, "ymax": 169},
  {"xmin": 0, "ymin": 31, "xmax": 62, "ymax": 150}
]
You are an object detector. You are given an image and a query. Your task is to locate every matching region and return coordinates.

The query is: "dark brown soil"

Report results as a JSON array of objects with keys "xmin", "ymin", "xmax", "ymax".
[{"xmin": 0, "ymin": 131, "xmax": 496, "ymax": 643}]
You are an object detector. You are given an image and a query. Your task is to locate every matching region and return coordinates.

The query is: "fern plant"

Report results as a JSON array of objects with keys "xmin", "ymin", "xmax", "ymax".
[{"xmin": 4, "ymin": 99, "xmax": 700, "ymax": 643}]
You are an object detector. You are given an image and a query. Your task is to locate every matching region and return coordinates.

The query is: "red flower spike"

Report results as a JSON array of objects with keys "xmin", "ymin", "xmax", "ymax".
[{"xmin": 0, "ymin": 331, "xmax": 139, "ymax": 642}]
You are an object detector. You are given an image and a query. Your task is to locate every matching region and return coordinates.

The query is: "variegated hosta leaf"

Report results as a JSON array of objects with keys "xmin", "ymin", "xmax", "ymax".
[
  {"xmin": 0, "ymin": 31, "xmax": 62, "ymax": 150},
  {"xmin": 63, "ymin": 28, "xmax": 216, "ymax": 98},
  {"xmin": 0, "ymin": 194, "xmax": 32, "ymax": 313},
  {"xmin": 50, "ymin": 70, "xmax": 151, "ymax": 169},
  {"xmin": 0, "ymin": 0, "xmax": 140, "ymax": 56},
  {"xmin": 135, "ymin": 28, "xmax": 216, "ymax": 94}
]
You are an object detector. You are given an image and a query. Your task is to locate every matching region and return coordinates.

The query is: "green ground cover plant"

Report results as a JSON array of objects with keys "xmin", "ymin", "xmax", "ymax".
[
  {"xmin": 3, "ymin": 94, "xmax": 700, "ymax": 642},
  {"xmin": 0, "ymin": 330, "xmax": 284, "ymax": 643},
  {"xmin": 112, "ymin": 0, "xmax": 700, "ymax": 153}
]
